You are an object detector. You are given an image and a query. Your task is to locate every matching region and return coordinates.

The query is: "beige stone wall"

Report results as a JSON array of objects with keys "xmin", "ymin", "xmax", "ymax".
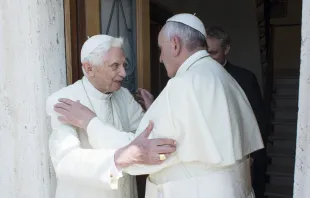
[
  {"xmin": 0, "ymin": 0, "xmax": 66, "ymax": 197},
  {"xmin": 294, "ymin": 0, "xmax": 310, "ymax": 197}
]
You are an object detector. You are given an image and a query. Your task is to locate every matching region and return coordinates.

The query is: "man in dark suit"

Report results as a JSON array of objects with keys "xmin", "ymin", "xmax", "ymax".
[{"xmin": 206, "ymin": 26, "xmax": 268, "ymax": 198}]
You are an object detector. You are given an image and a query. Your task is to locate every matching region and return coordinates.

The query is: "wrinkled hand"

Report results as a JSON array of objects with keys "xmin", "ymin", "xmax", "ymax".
[
  {"xmin": 115, "ymin": 121, "xmax": 176, "ymax": 169},
  {"xmin": 53, "ymin": 98, "xmax": 96, "ymax": 130},
  {"xmin": 136, "ymin": 88, "xmax": 154, "ymax": 110}
]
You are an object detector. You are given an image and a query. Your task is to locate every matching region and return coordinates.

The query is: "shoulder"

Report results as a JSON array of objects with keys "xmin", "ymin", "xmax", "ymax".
[
  {"xmin": 226, "ymin": 63, "xmax": 257, "ymax": 81},
  {"xmin": 46, "ymin": 80, "xmax": 82, "ymax": 115},
  {"xmin": 227, "ymin": 63, "xmax": 256, "ymax": 77},
  {"xmin": 167, "ymin": 71, "xmax": 208, "ymax": 96},
  {"xmin": 168, "ymin": 74, "xmax": 192, "ymax": 90}
]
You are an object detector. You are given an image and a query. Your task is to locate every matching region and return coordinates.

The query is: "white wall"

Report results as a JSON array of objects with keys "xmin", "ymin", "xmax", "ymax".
[
  {"xmin": 151, "ymin": 0, "xmax": 262, "ymax": 87},
  {"xmin": 0, "ymin": 0, "xmax": 66, "ymax": 197},
  {"xmin": 294, "ymin": 0, "xmax": 310, "ymax": 196}
]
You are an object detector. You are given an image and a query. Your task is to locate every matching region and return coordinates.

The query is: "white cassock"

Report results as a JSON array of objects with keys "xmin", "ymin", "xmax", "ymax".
[
  {"xmin": 119, "ymin": 50, "xmax": 263, "ymax": 198},
  {"xmin": 46, "ymin": 76, "xmax": 144, "ymax": 198}
]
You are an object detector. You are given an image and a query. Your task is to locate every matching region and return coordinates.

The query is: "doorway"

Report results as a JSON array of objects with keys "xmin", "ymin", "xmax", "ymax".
[
  {"xmin": 149, "ymin": 2, "xmax": 173, "ymax": 97},
  {"xmin": 64, "ymin": 0, "xmax": 151, "ymax": 91},
  {"xmin": 63, "ymin": 0, "xmax": 168, "ymax": 197}
]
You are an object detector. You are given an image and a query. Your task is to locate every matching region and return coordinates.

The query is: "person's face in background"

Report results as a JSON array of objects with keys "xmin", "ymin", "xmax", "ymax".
[{"xmin": 206, "ymin": 37, "xmax": 230, "ymax": 65}]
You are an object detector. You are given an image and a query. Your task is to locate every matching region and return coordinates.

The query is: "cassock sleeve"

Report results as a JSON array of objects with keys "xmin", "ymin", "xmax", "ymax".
[
  {"xmin": 86, "ymin": 88, "xmax": 144, "ymax": 149},
  {"xmin": 46, "ymin": 96, "xmax": 122, "ymax": 190},
  {"xmin": 87, "ymin": 118, "xmax": 135, "ymax": 149}
]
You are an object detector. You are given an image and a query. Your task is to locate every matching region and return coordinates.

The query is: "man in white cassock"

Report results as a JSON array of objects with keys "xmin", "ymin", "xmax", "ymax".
[
  {"xmin": 46, "ymin": 35, "xmax": 177, "ymax": 198},
  {"xmin": 55, "ymin": 14, "xmax": 264, "ymax": 198}
]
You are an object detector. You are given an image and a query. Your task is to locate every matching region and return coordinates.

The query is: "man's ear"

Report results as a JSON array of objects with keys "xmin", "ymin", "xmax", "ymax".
[
  {"xmin": 82, "ymin": 62, "xmax": 95, "ymax": 76},
  {"xmin": 171, "ymin": 36, "xmax": 181, "ymax": 56},
  {"xmin": 224, "ymin": 45, "xmax": 231, "ymax": 56}
]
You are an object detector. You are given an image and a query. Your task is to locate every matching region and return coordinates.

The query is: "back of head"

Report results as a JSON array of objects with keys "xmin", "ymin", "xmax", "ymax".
[
  {"xmin": 164, "ymin": 13, "xmax": 207, "ymax": 52},
  {"xmin": 206, "ymin": 26, "xmax": 231, "ymax": 48}
]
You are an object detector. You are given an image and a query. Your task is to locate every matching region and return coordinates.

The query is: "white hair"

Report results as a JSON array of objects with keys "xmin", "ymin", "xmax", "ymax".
[
  {"xmin": 162, "ymin": 22, "xmax": 207, "ymax": 51},
  {"xmin": 82, "ymin": 37, "xmax": 124, "ymax": 75}
]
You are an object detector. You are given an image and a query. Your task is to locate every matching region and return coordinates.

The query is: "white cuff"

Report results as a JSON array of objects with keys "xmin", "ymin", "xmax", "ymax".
[
  {"xmin": 109, "ymin": 152, "xmax": 124, "ymax": 189},
  {"xmin": 110, "ymin": 159, "xmax": 123, "ymax": 178},
  {"xmin": 87, "ymin": 117, "xmax": 100, "ymax": 133}
]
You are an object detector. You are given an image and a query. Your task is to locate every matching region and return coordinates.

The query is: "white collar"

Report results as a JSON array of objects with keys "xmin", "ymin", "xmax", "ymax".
[
  {"xmin": 223, "ymin": 60, "xmax": 227, "ymax": 66},
  {"xmin": 82, "ymin": 76, "xmax": 112, "ymax": 100},
  {"xmin": 175, "ymin": 50, "xmax": 210, "ymax": 77}
]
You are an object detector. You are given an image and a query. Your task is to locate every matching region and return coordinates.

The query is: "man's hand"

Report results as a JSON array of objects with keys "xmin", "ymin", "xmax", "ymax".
[
  {"xmin": 136, "ymin": 88, "xmax": 154, "ymax": 110},
  {"xmin": 114, "ymin": 121, "xmax": 176, "ymax": 170},
  {"xmin": 54, "ymin": 98, "xmax": 96, "ymax": 130}
]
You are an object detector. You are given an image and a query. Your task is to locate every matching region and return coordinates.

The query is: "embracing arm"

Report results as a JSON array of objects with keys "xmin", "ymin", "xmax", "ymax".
[
  {"xmin": 123, "ymin": 76, "xmax": 225, "ymax": 175},
  {"xmin": 86, "ymin": 88, "xmax": 144, "ymax": 149},
  {"xmin": 86, "ymin": 118, "xmax": 135, "ymax": 149},
  {"xmin": 122, "ymin": 80, "xmax": 186, "ymax": 175},
  {"xmin": 47, "ymin": 96, "xmax": 124, "ymax": 190},
  {"xmin": 52, "ymin": 89, "xmax": 176, "ymax": 177},
  {"xmin": 55, "ymin": 88, "xmax": 143, "ymax": 149}
]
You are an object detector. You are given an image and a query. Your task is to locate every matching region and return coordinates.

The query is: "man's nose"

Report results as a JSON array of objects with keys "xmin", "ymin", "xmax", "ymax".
[
  {"xmin": 159, "ymin": 53, "xmax": 163, "ymax": 63},
  {"xmin": 119, "ymin": 66, "xmax": 126, "ymax": 78}
]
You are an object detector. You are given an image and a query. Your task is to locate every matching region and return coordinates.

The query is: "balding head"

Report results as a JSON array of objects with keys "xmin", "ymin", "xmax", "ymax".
[{"xmin": 158, "ymin": 14, "xmax": 207, "ymax": 78}]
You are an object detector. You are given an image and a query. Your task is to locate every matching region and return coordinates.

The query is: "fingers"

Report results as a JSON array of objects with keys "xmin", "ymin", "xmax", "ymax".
[
  {"xmin": 138, "ymin": 100, "xmax": 145, "ymax": 107},
  {"xmin": 143, "ymin": 90, "xmax": 153, "ymax": 98},
  {"xmin": 54, "ymin": 106, "xmax": 69, "ymax": 116},
  {"xmin": 137, "ymin": 88, "xmax": 144, "ymax": 92},
  {"xmin": 142, "ymin": 121, "xmax": 154, "ymax": 137},
  {"xmin": 58, "ymin": 116, "xmax": 69, "ymax": 123},
  {"xmin": 154, "ymin": 154, "xmax": 171, "ymax": 165},
  {"xmin": 135, "ymin": 92, "xmax": 143, "ymax": 99},
  {"xmin": 54, "ymin": 102, "xmax": 70, "ymax": 111},
  {"xmin": 136, "ymin": 94, "xmax": 144, "ymax": 103},
  {"xmin": 149, "ymin": 153, "xmax": 172, "ymax": 165},
  {"xmin": 154, "ymin": 145, "xmax": 176, "ymax": 154},
  {"xmin": 140, "ymin": 90, "xmax": 148, "ymax": 99},
  {"xmin": 58, "ymin": 98, "xmax": 75, "ymax": 106},
  {"xmin": 54, "ymin": 99, "xmax": 83, "ymax": 112},
  {"xmin": 138, "ymin": 88, "xmax": 152, "ymax": 99},
  {"xmin": 152, "ymin": 138, "xmax": 176, "ymax": 146}
]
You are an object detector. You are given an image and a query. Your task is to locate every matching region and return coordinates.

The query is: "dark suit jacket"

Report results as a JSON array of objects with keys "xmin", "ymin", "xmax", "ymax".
[
  {"xmin": 225, "ymin": 62, "xmax": 267, "ymax": 198},
  {"xmin": 225, "ymin": 62, "xmax": 267, "ymax": 143}
]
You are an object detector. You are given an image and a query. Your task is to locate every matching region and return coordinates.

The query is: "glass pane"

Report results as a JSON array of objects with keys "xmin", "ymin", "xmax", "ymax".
[{"xmin": 100, "ymin": 0, "xmax": 137, "ymax": 92}]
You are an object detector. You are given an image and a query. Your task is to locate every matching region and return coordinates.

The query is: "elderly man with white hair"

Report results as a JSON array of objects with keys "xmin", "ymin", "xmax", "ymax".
[
  {"xmin": 55, "ymin": 13, "xmax": 264, "ymax": 198},
  {"xmin": 46, "ymin": 35, "xmax": 176, "ymax": 198}
]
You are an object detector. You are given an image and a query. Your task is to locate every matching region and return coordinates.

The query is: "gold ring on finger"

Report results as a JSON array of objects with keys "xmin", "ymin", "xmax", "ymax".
[{"xmin": 159, "ymin": 154, "xmax": 166, "ymax": 161}]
